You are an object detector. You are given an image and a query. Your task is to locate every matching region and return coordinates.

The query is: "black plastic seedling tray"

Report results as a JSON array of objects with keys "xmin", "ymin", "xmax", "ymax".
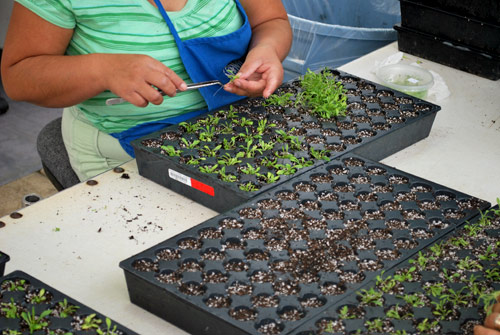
[
  {"xmin": 0, "ymin": 252, "xmax": 9, "ymax": 277},
  {"xmin": 132, "ymin": 69, "xmax": 440, "ymax": 213},
  {"xmin": 292, "ymin": 204, "xmax": 500, "ymax": 334},
  {"xmin": 395, "ymin": 24, "xmax": 500, "ymax": 80},
  {"xmin": 0, "ymin": 270, "xmax": 138, "ymax": 335},
  {"xmin": 408, "ymin": 0, "xmax": 500, "ymax": 25},
  {"xmin": 400, "ymin": 0, "xmax": 500, "ymax": 55},
  {"xmin": 120, "ymin": 153, "xmax": 489, "ymax": 335}
]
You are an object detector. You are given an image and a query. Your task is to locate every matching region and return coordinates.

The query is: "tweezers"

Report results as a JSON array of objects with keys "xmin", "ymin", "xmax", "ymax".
[{"xmin": 105, "ymin": 80, "xmax": 223, "ymax": 105}]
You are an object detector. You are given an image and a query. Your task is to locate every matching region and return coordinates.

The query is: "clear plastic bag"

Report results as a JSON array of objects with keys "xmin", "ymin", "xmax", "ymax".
[{"xmin": 283, "ymin": 0, "xmax": 401, "ymax": 80}]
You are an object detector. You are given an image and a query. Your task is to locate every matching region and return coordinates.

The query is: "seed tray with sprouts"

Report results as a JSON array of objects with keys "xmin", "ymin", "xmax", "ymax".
[
  {"xmin": 132, "ymin": 69, "xmax": 440, "ymax": 213},
  {"xmin": 120, "ymin": 154, "xmax": 488, "ymax": 335},
  {"xmin": 291, "ymin": 205, "xmax": 500, "ymax": 335},
  {"xmin": 0, "ymin": 270, "xmax": 138, "ymax": 335}
]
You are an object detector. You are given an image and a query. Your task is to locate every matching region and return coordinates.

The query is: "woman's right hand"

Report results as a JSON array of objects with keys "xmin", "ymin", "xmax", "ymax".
[{"xmin": 100, "ymin": 54, "xmax": 187, "ymax": 107}]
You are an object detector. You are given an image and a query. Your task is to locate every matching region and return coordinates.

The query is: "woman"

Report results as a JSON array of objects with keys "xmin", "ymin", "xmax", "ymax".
[{"xmin": 1, "ymin": 0, "xmax": 292, "ymax": 180}]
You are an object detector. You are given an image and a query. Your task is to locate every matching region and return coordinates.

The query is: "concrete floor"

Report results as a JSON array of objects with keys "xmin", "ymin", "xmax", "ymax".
[{"xmin": 0, "ymin": 169, "xmax": 57, "ymax": 217}]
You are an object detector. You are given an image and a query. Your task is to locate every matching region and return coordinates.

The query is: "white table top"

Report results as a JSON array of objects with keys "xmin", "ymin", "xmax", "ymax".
[{"xmin": 1, "ymin": 42, "xmax": 499, "ymax": 335}]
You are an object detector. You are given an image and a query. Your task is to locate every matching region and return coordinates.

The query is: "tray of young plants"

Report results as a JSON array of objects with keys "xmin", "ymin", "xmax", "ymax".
[
  {"xmin": 119, "ymin": 153, "xmax": 488, "ymax": 335},
  {"xmin": 0, "ymin": 252, "xmax": 9, "ymax": 277},
  {"xmin": 291, "ymin": 202, "xmax": 500, "ymax": 335},
  {"xmin": 0, "ymin": 270, "xmax": 138, "ymax": 335},
  {"xmin": 131, "ymin": 68, "xmax": 441, "ymax": 213}
]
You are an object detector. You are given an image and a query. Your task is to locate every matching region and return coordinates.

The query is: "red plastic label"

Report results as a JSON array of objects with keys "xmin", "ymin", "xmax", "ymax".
[{"xmin": 168, "ymin": 169, "xmax": 215, "ymax": 197}]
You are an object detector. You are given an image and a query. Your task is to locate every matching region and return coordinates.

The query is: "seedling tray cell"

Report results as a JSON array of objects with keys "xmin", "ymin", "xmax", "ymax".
[
  {"xmin": 400, "ymin": 0, "xmax": 500, "ymax": 54},
  {"xmin": 291, "ymin": 204, "xmax": 500, "ymax": 334},
  {"xmin": 0, "ymin": 270, "xmax": 138, "ymax": 335},
  {"xmin": 395, "ymin": 24, "xmax": 500, "ymax": 80},
  {"xmin": 133, "ymin": 69, "xmax": 440, "ymax": 213},
  {"xmin": 120, "ymin": 154, "xmax": 488, "ymax": 335}
]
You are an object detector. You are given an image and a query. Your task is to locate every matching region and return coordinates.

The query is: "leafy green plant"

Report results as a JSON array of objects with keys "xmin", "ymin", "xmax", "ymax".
[
  {"xmin": 478, "ymin": 291, "xmax": 500, "ymax": 315},
  {"xmin": 225, "ymin": 68, "xmax": 240, "ymax": 84},
  {"xmin": 357, "ymin": 287, "xmax": 383, "ymax": 306},
  {"xmin": 217, "ymin": 152, "xmax": 244, "ymax": 166},
  {"xmin": 240, "ymin": 163, "xmax": 260, "ymax": 175},
  {"xmin": 198, "ymin": 125, "xmax": 216, "ymax": 142},
  {"xmin": 258, "ymin": 139, "xmax": 274, "ymax": 151},
  {"xmin": 397, "ymin": 293, "xmax": 425, "ymax": 308},
  {"xmin": 232, "ymin": 117, "xmax": 253, "ymax": 127},
  {"xmin": 416, "ymin": 318, "xmax": 439, "ymax": 333},
  {"xmin": 440, "ymin": 287, "xmax": 470, "ymax": 306},
  {"xmin": 30, "ymin": 288, "xmax": 48, "ymax": 304},
  {"xmin": 338, "ymin": 305, "xmax": 355, "ymax": 320},
  {"xmin": 161, "ymin": 145, "xmax": 181, "ymax": 157},
  {"xmin": 239, "ymin": 182, "xmax": 260, "ymax": 192},
  {"xmin": 199, "ymin": 144, "xmax": 221, "ymax": 157},
  {"xmin": 256, "ymin": 119, "xmax": 276, "ymax": 135},
  {"xmin": 431, "ymin": 299, "xmax": 453, "ymax": 320},
  {"xmin": 5, "ymin": 279, "xmax": 27, "ymax": 292},
  {"xmin": 375, "ymin": 272, "xmax": 397, "ymax": 293},
  {"xmin": 81, "ymin": 313, "xmax": 102, "ymax": 330},
  {"xmin": 1, "ymin": 298, "xmax": 19, "ymax": 319},
  {"xmin": 309, "ymin": 147, "xmax": 330, "ymax": 161},
  {"xmin": 197, "ymin": 115, "xmax": 220, "ymax": 127},
  {"xmin": 275, "ymin": 163, "xmax": 298, "ymax": 176},
  {"xmin": 222, "ymin": 137, "xmax": 237, "ymax": 150},
  {"xmin": 180, "ymin": 138, "xmax": 200, "ymax": 149},
  {"xmin": 21, "ymin": 307, "xmax": 52, "ymax": 334},
  {"xmin": 457, "ymin": 256, "xmax": 482, "ymax": 271},
  {"xmin": 96, "ymin": 317, "xmax": 120, "ymax": 335},
  {"xmin": 295, "ymin": 69, "xmax": 347, "ymax": 119},
  {"xmin": 257, "ymin": 172, "xmax": 280, "ymax": 184},
  {"xmin": 365, "ymin": 318, "xmax": 384, "ymax": 332},
  {"xmin": 178, "ymin": 121, "xmax": 200, "ymax": 133},
  {"xmin": 478, "ymin": 245, "xmax": 498, "ymax": 261},
  {"xmin": 424, "ymin": 282, "xmax": 445, "ymax": 298},
  {"xmin": 394, "ymin": 266, "xmax": 417, "ymax": 282},
  {"xmin": 199, "ymin": 164, "xmax": 219, "ymax": 174},
  {"xmin": 218, "ymin": 167, "xmax": 238, "ymax": 183},
  {"xmin": 185, "ymin": 156, "xmax": 205, "ymax": 166},
  {"xmin": 409, "ymin": 251, "xmax": 430, "ymax": 269},
  {"xmin": 386, "ymin": 304, "xmax": 413, "ymax": 320},
  {"xmin": 57, "ymin": 298, "xmax": 80, "ymax": 318},
  {"xmin": 262, "ymin": 92, "xmax": 293, "ymax": 107}
]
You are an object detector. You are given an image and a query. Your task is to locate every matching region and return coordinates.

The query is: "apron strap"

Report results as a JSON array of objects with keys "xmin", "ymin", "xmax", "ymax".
[{"xmin": 153, "ymin": 0, "xmax": 184, "ymax": 47}]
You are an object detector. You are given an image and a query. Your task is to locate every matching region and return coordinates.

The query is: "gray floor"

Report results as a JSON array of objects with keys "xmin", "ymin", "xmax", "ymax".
[{"xmin": 0, "ymin": 82, "xmax": 62, "ymax": 186}]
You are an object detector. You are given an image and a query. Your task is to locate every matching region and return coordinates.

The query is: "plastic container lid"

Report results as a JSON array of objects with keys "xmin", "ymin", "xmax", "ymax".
[{"xmin": 376, "ymin": 63, "xmax": 434, "ymax": 99}]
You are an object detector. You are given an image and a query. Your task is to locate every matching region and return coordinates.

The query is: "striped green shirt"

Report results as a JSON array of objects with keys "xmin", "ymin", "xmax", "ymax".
[{"xmin": 16, "ymin": 0, "xmax": 243, "ymax": 133}]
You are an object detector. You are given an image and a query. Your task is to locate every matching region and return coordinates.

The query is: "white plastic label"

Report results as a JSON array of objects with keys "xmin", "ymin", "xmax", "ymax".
[{"xmin": 168, "ymin": 169, "xmax": 192, "ymax": 187}]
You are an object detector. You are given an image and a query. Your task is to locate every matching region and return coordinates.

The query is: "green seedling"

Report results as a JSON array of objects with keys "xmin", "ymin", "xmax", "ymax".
[
  {"xmin": 217, "ymin": 152, "xmax": 244, "ymax": 166},
  {"xmin": 180, "ymin": 138, "xmax": 200, "ymax": 149},
  {"xmin": 431, "ymin": 299, "xmax": 453, "ymax": 320},
  {"xmin": 275, "ymin": 163, "xmax": 298, "ymax": 176},
  {"xmin": 199, "ymin": 164, "xmax": 219, "ymax": 174},
  {"xmin": 240, "ymin": 163, "xmax": 260, "ymax": 175},
  {"xmin": 309, "ymin": 147, "xmax": 330, "ymax": 161},
  {"xmin": 357, "ymin": 287, "xmax": 383, "ymax": 306},
  {"xmin": 397, "ymin": 293, "xmax": 425, "ymax": 308},
  {"xmin": 238, "ymin": 128, "xmax": 261, "ymax": 143},
  {"xmin": 198, "ymin": 125, "xmax": 216, "ymax": 142},
  {"xmin": 225, "ymin": 68, "xmax": 240, "ymax": 84},
  {"xmin": 365, "ymin": 318, "xmax": 384, "ymax": 332},
  {"xmin": 289, "ymin": 156, "xmax": 314, "ymax": 168},
  {"xmin": 478, "ymin": 291, "xmax": 500, "ymax": 315},
  {"xmin": 256, "ymin": 119, "xmax": 277, "ymax": 135},
  {"xmin": 96, "ymin": 318, "xmax": 120, "ymax": 335},
  {"xmin": 178, "ymin": 121, "xmax": 200, "ymax": 133},
  {"xmin": 21, "ymin": 307, "xmax": 52, "ymax": 334},
  {"xmin": 409, "ymin": 251, "xmax": 430, "ymax": 269},
  {"xmin": 386, "ymin": 304, "xmax": 413, "ymax": 320},
  {"xmin": 218, "ymin": 122, "xmax": 234, "ymax": 135},
  {"xmin": 457, "ymin": 256, "xmax": 483, "ymax": 271},
  {"xmin": 160, "ymin": 145, "xmax": 181, "ymax": 157},
  {"xmin": 257, "ymin": 172, "xmax": 280, "ymax": 184},
  {"xmin": 232, "ymin": 117, "xmax": 253, "ymax": 127},
  {"xmin": 274, "ymin": 144, "xmax": 294, "ymax": 160},
  {"xmin": 257, "ymin": 139, "xmax": 274, "ymax": 152},
  {"xmin": 185, "ymin": 156, "xmax": 205, "ymax": 166},
  {"xmin": 57, "ymin": 298, "xmax": 79, "ymax": 318},
  {"xmin": 375, "ymin": 272, "xmax": 397, "ymax": 293},
  {"xmin": 199, "ymin": 144, "xmax": 221, "ymax": 157},
  {"xmin": 394, "ymin": 266, "xmax": 417, "ymax": 282},
  {"xmin": 197, "ymin": 115, "xmax": 220, "ymax": 126},
  {"xmin": 1, "ymin": 298, "xmax": 19, "ymax": 319},
  {"xmin": 218, "ymin": 167, "xmax": 238, "ymax": 183},
  {"xmin": 262, "ymin": 92, "xmax": 293, "ymax": 107},
  {"xmin": 31, "ymin": 288, "xmax": 48, "ymax": 304},
  {"xmin": 81, "ymin": 313, "xmax": 102, "ymax": 330},
  {"xmin": 338, "ymin": 305, "xmax": 355, "ymax": 320},
  {"xmin": 424, "ymin": 282, "xmax": 445, "ymax": 298},
  {"xmin": 478, "ymin": 245, "xmax": 498, "ymax": 261},
  {"xmin": 222, "ymin": 137, "xmax": 237, "ymax": 150},
  {"xmin": 416, "ymin": 318, "xmax": 439, "ymax": 333},
  {"xmin": 239, "ymin": 182, "xmax": 260, "ymax": 192},
  {"xmin": 260, "ymin": 156, "xmax": 278, "ymax": 169},
  {"xmin": 296, "ymin": 68, "xmax": 347, "ymax": 119}
]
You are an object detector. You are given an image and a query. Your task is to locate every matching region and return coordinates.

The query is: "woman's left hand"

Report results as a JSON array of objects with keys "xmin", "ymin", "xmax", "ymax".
[{"xmin": 224, "ymin": 44, "xmax": 283, "ymax": 98}]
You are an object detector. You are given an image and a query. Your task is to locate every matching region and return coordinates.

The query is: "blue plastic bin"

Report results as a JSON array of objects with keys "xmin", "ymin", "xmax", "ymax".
[{"xmin": 282, "ymin": 0, "xmax": 401, "ymax": 81}]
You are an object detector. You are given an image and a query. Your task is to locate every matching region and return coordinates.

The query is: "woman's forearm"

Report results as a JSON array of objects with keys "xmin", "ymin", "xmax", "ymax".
[
  {"xmin": 248, "ymin": 17, "xmax": 292, "ymax": 62},
  {"xmin": 2, "ymin": 53, "xmax": 107, "ymax": 108}
]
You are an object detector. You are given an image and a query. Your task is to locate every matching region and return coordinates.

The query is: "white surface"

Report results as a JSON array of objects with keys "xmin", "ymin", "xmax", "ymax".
[{"xmin": 1, "ymin": 42, "xmax": 499, "ymax": 334}]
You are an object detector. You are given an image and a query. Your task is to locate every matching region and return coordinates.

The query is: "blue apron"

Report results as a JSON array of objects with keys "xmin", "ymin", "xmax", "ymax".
[{"xmin": 111, "ymin": 0, "xmax": 252, "ymax": 156}]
